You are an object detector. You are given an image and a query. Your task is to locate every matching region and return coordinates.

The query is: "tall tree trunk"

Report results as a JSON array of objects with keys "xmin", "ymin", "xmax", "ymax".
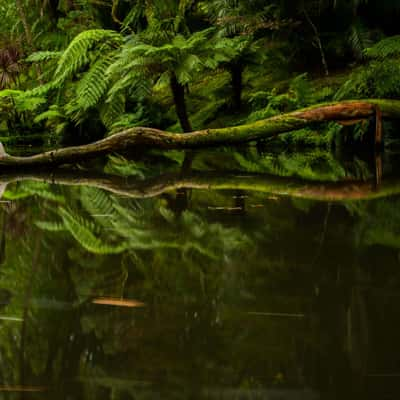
[
  {"xmin": 170, "ymin": 72, "xmax": 193, "ymax": 133},
  {"xmin": 230, "ymin": 62, "xmax": 244, "ymax": 111}
]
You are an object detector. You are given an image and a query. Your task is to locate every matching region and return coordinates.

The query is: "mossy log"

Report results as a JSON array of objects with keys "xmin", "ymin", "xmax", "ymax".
[
  {"xmin": 1, "ymin": 99, "xmax": 399, "ymax": 168},
  {"xmin": 1, "ymin": 170, "xmax": 400, "ymax": 202}
]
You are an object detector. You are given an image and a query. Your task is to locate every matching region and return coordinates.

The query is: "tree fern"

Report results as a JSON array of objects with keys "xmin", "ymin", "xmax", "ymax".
[
  {"xmin": 53, "ymin": 29, "xmax": 122, "ymax": 86},
  {"xmin": 107, "ymin": 28, "xmax": 232, "ymax": 98}
]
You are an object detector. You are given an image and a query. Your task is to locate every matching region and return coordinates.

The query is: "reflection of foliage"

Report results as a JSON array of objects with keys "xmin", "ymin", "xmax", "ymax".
[
  {"xmin": 232, "ymin": 147, "xmax": 349, "ymax": 181},
  {"xmin": 352, "ymin": 198, "xmax": 400, "ymax": 249},
  {"xmin": 35, "ymin": 186, "xmax": 249, "ymax": 260}
]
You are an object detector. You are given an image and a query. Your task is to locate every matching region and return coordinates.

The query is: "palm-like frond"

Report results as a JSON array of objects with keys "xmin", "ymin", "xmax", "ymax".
[
  {"xmin": 107, "ymin": 27, "xmax": 234, "ymax": 99},
  {"xmin": 67, "ymin": 54, "xmax": 115, "ymax": 120},
  {"xmin": 26, "ymin": 51, "xmax": 62, "ymax": 63},
  {"xmin": 100, "ymin": 93, "xmax": 126, "ymax": 129},
  {"xmin": 53, "ymin": 29, "xmax": 122, "ymax": 85}
]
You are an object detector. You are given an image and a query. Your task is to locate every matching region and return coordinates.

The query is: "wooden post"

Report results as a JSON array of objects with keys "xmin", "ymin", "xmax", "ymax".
[{"xmin": 375, "ymin": 105, "xmax": 383, "ymax": 149}]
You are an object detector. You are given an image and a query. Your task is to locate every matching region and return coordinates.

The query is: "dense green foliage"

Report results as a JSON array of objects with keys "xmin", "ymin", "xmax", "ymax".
[
  {"xmin": 1, "ymin": 0, "xmax": 400, "ymax": 147},
  {"xmin": 1, "ymin": 5, "xmax": 400, "ymax": 399}
]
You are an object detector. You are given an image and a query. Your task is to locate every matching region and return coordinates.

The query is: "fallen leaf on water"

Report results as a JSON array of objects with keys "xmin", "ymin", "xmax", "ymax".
[
  {"xmin": 92, "ymin": 298, "xmax": 146, "ymax": 308},
  {"xmin": 247, "ymin": 311, "xmax": 305, "ymax": 318}
]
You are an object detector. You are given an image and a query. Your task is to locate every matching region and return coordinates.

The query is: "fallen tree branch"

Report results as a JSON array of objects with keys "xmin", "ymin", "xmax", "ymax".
[
  {"xmin": 2, "ymin": 170, "xmax": 400, "ymax": 202},
  {"xmin": 1, "ymin": 99, "xmax": 399, "ymax": 168}
]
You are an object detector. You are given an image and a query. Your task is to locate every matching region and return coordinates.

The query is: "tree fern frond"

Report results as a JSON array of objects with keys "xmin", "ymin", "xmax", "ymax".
[
  {"xmin": 100, "ymin": 93, "xmax": 126, "ymax": 129},
  {"xmin": 365, "ymin": 35, "xmax": 400, "ymax": 59},
  {"xmin": 26, "ymin": 51, "xmax": 62, "ymax": 63},
  {"xmin": 54, "ymin": 29, "xmax": 122, "ymax": 85},
  {"xmin": 35, "ymin": 221, "xmax": 66, "ymax": 232},
  {"xmin": 34, "ymin": 107, "xmax": 64, "ymax": 123},
  {"xmin": 25, "ymin": 82, "xmax": 57, "ymax": 97},
  {"xmin": 121, "ymin": 0, "xmax": 147, "ymax": 32},
  {"xmin": 75, "ymin": 54, "xmax": 115, "ymax": 111}
]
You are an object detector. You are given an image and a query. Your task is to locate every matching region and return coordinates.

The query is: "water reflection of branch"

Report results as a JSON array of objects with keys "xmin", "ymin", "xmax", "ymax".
[{"xmin": 0, "ymin": 170, "xmax": 399, "ymax": 202}]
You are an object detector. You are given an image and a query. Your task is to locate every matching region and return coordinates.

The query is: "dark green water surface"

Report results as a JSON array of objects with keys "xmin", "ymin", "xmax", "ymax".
[{"xmin": 0, "ymin": 148, "xmax": 399, "ymax": 399}]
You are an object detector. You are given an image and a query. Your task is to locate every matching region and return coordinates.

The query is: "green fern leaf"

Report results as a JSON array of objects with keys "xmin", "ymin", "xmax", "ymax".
[
  {"xmin": 35, "ymin": 221, "xmax": 66, "ymax": 232},
  {"xmin": 365, "ymin": 35, "xmax": 400, "ymax": 59},
  {"xmin": 54, "ymin": 29, "xmax": 122, "ymax": 85},
  {"xmin": 26, "ymin": 51, "xmax": 62, "ymax": 63},
  {"xmin": 75, "ymin": 55, "xmax": 115, "ymax": 112}
]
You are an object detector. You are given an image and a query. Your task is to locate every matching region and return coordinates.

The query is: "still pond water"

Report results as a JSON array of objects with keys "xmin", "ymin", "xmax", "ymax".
[{"xmin": 0, "ymin": 148, "xmax": 399, "ymax": 399}]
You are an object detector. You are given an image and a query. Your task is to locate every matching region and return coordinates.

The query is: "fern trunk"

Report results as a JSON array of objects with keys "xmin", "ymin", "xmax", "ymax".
[
  {"xmin": 0, "ymin": 99, "xmax": 399, "ymax": 168},
  {"xmin": 170, "ymin": 72, "xmax": 193, "ymax": 132}
]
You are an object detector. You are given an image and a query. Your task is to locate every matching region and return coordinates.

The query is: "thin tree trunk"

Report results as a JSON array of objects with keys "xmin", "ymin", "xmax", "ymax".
[
  {"xmin": 303, "ymin": 9, "xmax": 329, "ymax": 76},
  {"xmin": 0, "ymin": 99, "xmax": 396, "ymax": 168},
  {"xmin": 170, "ymin": 72, "xmax": 193, "ymax": 132}
]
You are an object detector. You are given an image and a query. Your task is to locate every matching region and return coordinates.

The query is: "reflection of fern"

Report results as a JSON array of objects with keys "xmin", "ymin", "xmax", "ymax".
[
  {"xmin": 80, "ymin": 187, "xmax": 115, "ymax": 219},
  {"xmin": 31, "ymin": 181, "xmax": 250, "ymax": 264},
  {"xmin": 355, "ymin": 199, "xmax": 400, "ymax": 249},
  {"xmin": 233, "ymin": 148, "xmax": 348, "ymax": 181},
  {"xmin": 59, "ymin": 208, "xmax": 128, "ymax": 254},
  {"xmin": 4, "ymin": 182, "xmax": 65, "ymax": 203}
]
